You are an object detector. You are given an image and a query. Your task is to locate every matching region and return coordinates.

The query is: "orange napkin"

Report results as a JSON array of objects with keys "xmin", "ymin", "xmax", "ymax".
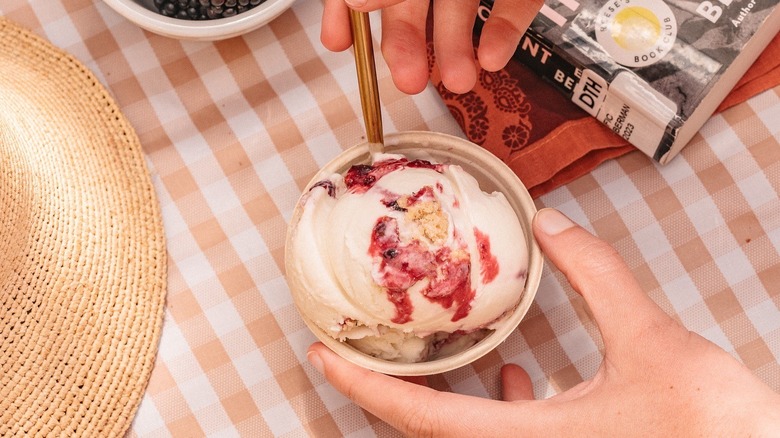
[{"xmin": 428, "ymin": 32, "xmax": 780, "ymax": 198}]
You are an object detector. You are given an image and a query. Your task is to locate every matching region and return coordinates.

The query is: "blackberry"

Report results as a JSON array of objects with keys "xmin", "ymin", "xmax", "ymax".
[{"xmin": 153, "ymin": 0, "xmax": 266, "ymax": 20}]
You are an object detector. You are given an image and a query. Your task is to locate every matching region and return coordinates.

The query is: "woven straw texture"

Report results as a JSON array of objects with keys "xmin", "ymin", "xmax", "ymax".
[{"xmin": 0, "ymin": 17, "xmax": 166, "ymax": 437}]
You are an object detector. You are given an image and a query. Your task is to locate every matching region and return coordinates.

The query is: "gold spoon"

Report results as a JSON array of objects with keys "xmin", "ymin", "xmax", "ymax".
[{"xmin": 349, "ymin": 10, "xmax": 384, "ymax": 155}]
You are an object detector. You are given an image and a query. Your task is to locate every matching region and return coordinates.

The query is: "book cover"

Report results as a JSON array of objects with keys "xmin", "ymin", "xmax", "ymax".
[{"xmin": 476, "ymin": 0, "xmax": 780, "ymax": 163}]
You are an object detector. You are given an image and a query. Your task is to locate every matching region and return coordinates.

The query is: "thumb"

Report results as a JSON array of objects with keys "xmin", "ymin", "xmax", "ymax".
[
  {"xmin": 307, "ymin": 342, "xmax": 527, "ymax": 436},
  {"xmin": 532, "ymin": 208, "xmax": 674, "ymax": 350}
]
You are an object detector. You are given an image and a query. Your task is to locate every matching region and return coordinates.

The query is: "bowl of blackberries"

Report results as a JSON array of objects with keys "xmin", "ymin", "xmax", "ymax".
[{"xmin": 102, "ymin": 0, "xmax": 296, "ymax": 41}]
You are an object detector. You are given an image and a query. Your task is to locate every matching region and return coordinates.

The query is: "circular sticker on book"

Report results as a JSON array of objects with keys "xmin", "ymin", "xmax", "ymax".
[{"xmin": 595, "ymin": 0, "xmax": 677, "ymax": 68}]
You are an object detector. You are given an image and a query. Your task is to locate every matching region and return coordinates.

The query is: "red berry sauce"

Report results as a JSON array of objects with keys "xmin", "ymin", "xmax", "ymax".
[
  {"xmin": 369, "ymin": 216, "xmax": 435, "ymax": 323},
  {"xmin": 310, "ymin": 180, "xmax": 336, "ymax": 197},
  {"xmin": 345, "ymin": 158, "xmax": 443, "ymax": 193},
  {"xmin": 474, "ymin": 228, "xmax": 499, "ymax": 284},
  {"xmin": 423, "ymin": 246, "xmax": 474, "ymax": 322},
  {"xmin": 369, "ymin": 216, "xmax": 501, "ymax": 324}
]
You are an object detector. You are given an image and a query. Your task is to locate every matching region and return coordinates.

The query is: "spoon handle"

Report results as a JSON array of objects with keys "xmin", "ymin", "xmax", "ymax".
[{"xmin": 349, "ymin": 10, "xmax": 384, "ymax": 154}]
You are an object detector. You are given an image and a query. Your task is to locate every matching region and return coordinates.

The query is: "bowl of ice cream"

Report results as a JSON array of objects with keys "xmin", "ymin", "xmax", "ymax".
[
  {"xmin": 285, "ymin": 131, "xmax": 543, "ymax": 376},
  {"xmin": 101, "ymin": 0, "xmax": 296, "ymax": 41}
]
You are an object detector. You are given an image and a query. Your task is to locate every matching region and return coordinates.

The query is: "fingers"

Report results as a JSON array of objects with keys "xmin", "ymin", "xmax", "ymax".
[
  {"xmin": 501, "ymin": 364, "xmax": 535, "ymax": 401},
  {"xmin": 380, "ymin": 1, "xmax": 431, "ymax": 94},
  {"xmin": 308, "ymin": 342, "xmax": 518, "ymax": 436},
  {"xmin": 433, "ymin": 0, "xmax": 480, "ymax": 93},
  {"xmin": 478, "ymin": 0, "xmax": 543, "ymax": 71},
  {"xmin": 323, "ymin": 0, "xmax": 521, "ymax": 94},
  {"xmin": 321, "ymin": 0, "xmax": 353, "ymax": 52},
  {"xmin": 532, "ymin": 208, "xmax": 675, "ymax": 349},
  {"xmin": 320, "ymin": 0, "xmax": 411, "ymax": 52}
]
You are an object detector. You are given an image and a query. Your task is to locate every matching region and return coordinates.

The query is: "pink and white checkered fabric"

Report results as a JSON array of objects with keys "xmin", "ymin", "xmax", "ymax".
[{"xmin": 2, "ymin": 0, "xmax": 778, "ymax": 436}]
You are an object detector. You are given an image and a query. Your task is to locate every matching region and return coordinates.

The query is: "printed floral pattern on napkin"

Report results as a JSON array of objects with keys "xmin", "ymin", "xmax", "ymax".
[{"xmin": 427, "ymin": 23, "xmax": 780, "ymax": 198}]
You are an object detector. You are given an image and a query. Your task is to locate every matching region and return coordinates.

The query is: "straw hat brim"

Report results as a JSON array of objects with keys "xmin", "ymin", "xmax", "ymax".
[{"xmin": 0, "ymin": 18, "xmax": 167, "ymax": 437}]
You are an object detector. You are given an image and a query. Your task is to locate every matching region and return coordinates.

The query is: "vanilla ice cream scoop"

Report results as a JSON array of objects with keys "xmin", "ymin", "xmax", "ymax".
[{"xmin": 287, "ymin": 152, "xmax": 529, "ymax": 363}]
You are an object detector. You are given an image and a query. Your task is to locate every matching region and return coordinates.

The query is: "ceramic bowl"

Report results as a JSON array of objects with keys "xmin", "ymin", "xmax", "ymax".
[
  {"xmin": 102, "ymin": 0, "xmax": 296, "ymax": 41},
  {"xmin": 285, "ymin": 131, "xmax": 543, "ymax": 376}
]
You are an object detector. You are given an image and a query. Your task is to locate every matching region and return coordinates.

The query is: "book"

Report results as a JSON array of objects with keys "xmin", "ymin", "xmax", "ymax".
[{"xmin": 475, "ymin": 0, "xmax": 780, "ymax": 163}]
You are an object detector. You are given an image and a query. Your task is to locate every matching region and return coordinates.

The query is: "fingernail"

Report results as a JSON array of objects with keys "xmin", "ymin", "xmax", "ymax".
[
  {"xmin": 345, "ymin": 0, "xmax": 366, "ymax": 7},
  {"xmin": 307, "ymin": 351, "xmax": 324, "ymax": 374},
  {"xmin": 535, "ymin": 208, "xmax": 576, "ymax": 235}
]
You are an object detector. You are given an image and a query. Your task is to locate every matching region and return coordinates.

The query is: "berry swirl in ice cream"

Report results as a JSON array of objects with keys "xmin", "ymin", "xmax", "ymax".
[{"xmin": 287, "ymin": 154, "xmax": 528, "ymax": 363}]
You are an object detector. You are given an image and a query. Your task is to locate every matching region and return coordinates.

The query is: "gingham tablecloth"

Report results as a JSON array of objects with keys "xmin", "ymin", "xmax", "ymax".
[{"xmin": 3, "ymin": 1, "xmax": 778, "ymax": 436}]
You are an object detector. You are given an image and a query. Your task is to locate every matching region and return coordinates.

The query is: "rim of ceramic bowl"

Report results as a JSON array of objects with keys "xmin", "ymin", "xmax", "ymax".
[
  {"xmin": 101, "ymin": 0, "xmax": 297, "ymax": 41},
  {"xmin": 286, "ymin": 131, "xmax": 543, "ymax": 376}
]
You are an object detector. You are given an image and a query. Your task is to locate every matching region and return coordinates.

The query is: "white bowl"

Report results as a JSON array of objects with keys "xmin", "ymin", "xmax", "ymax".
[
  {"xmin": 102, "ymin": 0, "xmax": 296, "ymax": 41},
  {"xmin": 286, "ymin": 131, "xmax": 543, "ymax": 376}
]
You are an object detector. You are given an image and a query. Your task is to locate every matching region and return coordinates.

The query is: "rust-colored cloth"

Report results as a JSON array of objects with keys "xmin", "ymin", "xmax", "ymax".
[{"xmin": 428, "ymin": 32, "xmax": 780, "ymax": 198}]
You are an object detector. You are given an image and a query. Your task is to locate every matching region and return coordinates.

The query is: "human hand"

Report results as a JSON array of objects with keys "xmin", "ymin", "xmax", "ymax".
[
  {"xmin": 307, "ymin": 208, "xmax": 780, "ymax": 436},
  {"xmin": 320, "ymin": 0, "xmax": 543, "ymax": 95}
]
